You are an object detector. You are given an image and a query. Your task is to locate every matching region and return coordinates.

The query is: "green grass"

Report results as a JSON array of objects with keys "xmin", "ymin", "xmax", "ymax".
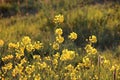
[
  {"xmin": 0, "ymin": 1, "xmax": 120, "ymax": 80},
  {"xmin": 0, "ymin": 3, "xmax": 120, "ymax": 48}
]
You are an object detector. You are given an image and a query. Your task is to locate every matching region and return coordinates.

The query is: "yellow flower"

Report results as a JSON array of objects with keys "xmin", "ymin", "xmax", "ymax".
[
  {"xmin": 84, "ymin": 44, "xmax": 92, "ymax": 54},
  {"xmin": 34, "ymin": 74, "xmax": 41, "ymax": 80},
  {"xmin": 12, "ymin": 64, "xmax": 24, "ymax": 77},
  {"xmin": 60, "ymin": 49, "xmax": 76, "ymax": 61},
  {"xmin": 56, "ymin": 35, "xmax": 64, "ymax": 43},
  {"xmin": 52, "ymin": 59, "xmax": 58, "ymax": 66},
  {"xmin": 2, "ymin": 63, "xmax": 12, "ymax": 70},
  {"xmin": 83, "ymin": 57, "xmax": 91, "ymax": 67},
  {"xmin": 44, "ymin": 56, "xmax": 51, "ymax": 61},
  {"xmin": 19, "ymin": 76, "xmax": 27, "ymax": 80},
  {"xmin": 20, "ymin": 58, "xmax": 27, "ymax": 64},
  {"xmin": 70, "ymin": 72, "xmax": 77, "ymax": 80},
  {"xmin": 26, "ymin": 44, "xmax": 34, "ymax": 52},
  {"xmin": 33, "ymin": 41, "xmax": 43, "ymax": 50},
  {"xmin": 52, "ymin": 42, "xmax": 59, "ymax": 50},
  {"xmin": 85, "ymin": 44, "xmax": 97, "ymax": 55},
  {"xmin": 53, "ymin": 52, "xmax": 60, "ymax": 59},
  {"xmin": 25, "ymin": 65, "xmax": 35, "ymax": 75},
  {"xmin": 15, "ymin": 52, "xmax": 24, "ymax": 59},
  {"xmin": 68, "ymin": 32, "xmax": 77, "ymax": 40},
  {"xmin": 103, "ymin": 59, "xmax": 110, "ymax": 65},
  {"xmin": 0, "ymin": 39, "xmax": 4, "ymax": 47},
  {"xmin": 12, "ymin": 68, "xmax": 17, "ymax": 77},
  {"xmin": 2, "ymin": 55, "xmax": 13, "ymax": 61},
  {"xmin": 65, "ymin": 64, "xmax": 74, "ymax": 71},
  {"xmin": 75, "ymin": 63, "xmax": 83, "ymax": 70},
  {"xmin": 83, "ymin": 57, "xmax": 90, "ymax": 63},
  {"xmin": 110, "ymin": 64, "xmax": 119, "ymax": 71},
  {"xmin": 55, "ymin": 28, "xmax": 63, "ymax": 35},
  {"xmin": 33, "ymin": 55, "xmax": 41, "ymax": 60},
  {"xmin": 8, "ymin": 42, "xmax": 19, "ymax": 49},
  {"xmin": 40, "ymin": 62, "xmax": 47, "ymax": 69},
  {"xmin": 91, "ymin": 48, "xmax": 97, "ymax": 54},
  {"xmin": 53, "ymin": 14, "xmax": 64, "ymax": 24},
  {"xmin": 85, "ymin": 44, "xmax": 92, "ymax": 51},
  {"xmin": 89, "ymin": 35, "xmax": 97, "ymax": 43},
  {"xmin": 22, "ymin": 36, "xmax": 31, "ymax": 45}
]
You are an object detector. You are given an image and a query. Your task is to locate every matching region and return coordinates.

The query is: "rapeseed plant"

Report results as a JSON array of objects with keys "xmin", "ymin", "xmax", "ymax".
[
  {"xmin": 53, "ymin": 14, "xmax": 64, "ymax": 24},
  {"xmin": 0, "ymin": 14, "xmax": 120, "ymax": 80},
  {"xmin": 68, "ymin": 32, "xmax": 77, "ymax": 41},
  {"xmin": 89, "ymin": 35, "xmax": 97, "ymax": 44},
  {"xmin": 60, "ymin": 49, "xmax": 76, "ymax": 61},
  {"xmin": 22, "ymin": 36, "xmax": 31, "ymax": 45},
  {"xmin": 52, "ymin": 42, "xmax": 59, "ymax": 50},
  {"xmin": 56, "ymin": 35, "xmax": 64, "ymax": 44},
  {"xmin": 55, "ymin": 28, "xmax": 63, "ymax": 35}
]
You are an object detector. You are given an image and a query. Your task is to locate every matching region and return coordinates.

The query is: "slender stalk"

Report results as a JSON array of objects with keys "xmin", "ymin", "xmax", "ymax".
[
  {"xmin": 113, "ymin": 69, "xmax": 116, "ymax": 80},
  {"xmin": 98, "ymin": 55, "xmax": 101, "ymax": 80}
]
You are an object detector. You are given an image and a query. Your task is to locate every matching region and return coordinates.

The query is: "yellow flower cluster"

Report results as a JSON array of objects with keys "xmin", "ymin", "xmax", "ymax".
[
  {"xmin": 110, "ymin": 64, "xmax": 119, "ymax": 71},
  {"xmin": 12, "ymin": 59, "xmax": 26, "ymax": 77},
  {"xmin": 55, "ymin": 28, "xmax": 63, "ymax": 35},
  {"xmin": 64, "ymin": 64, "xmax": 81, "ymax": 80},
  {"xmin": 33, "ymin": 55, "xmax": 41, "ymax": 60},
  {"xmin": 83, "ymin": 57, "xmax": 91, "ymax": 67},
  {"xmin": 19, "ymin": 76, "xmax": 27, "ymax": 80},
  {"xmin": 60, "ymin": 49, "xmax": 76, "ymax": 61},
  {"xmin": 55, "ymin": 28, "xmax": 64, "ymax": 44},
  {"xmin": 33, "ymin": 74, "xmax": 41, "ymax": 80},
  {"xmin": 82, "ymin": 35, "xmax": 98, "ymax": 68},
  {"xmin": 85, "ymin": 44, "xmax": 97, "ymax": 55},
  {"xmin": 26, "ymin": 44, "xmax": 34, "ymax": 52},
  {"xmin": 0, "ymin": 39, "xmax": 4, "ymax": 47},
  {"xmin": 68, "ymin": 32, "xmax": 77, "ymax": 40},
  {"xmin": 44, "ymin": 56, "xmax": 51, "ymax": 61},
  {"xmin": 25, "ymin": 65, "xmax": 35, "ymax": 75},
  {"xmin": 89, "ymin": 35, "xmax": 97, "ymax": 43},
  {"xmin": 53, "ymin": 28, "xmax": 64, "ymax": 50},
  {"xmin": 12, "ymin": 64, "xmax": 24, "ymax": 77},
  {"xmin": 53, "ymin": 14, "xmax": 64, "ymax": 24},
  {"xmin": 52, "ymin": 59, "xmax": 58, "ymax": 67},
  {"xmin": 1, "ymin": 14, "xmax": 120, "ymax": 80},
  {"xmin": 100, "ymin": 56, "xmax": 110, "ymax": 66},
  {"xmin": 56, "ymin": 35, "xmax": 64, "ymax": 44},
  {"xmin": 16, "ymin": 52, "xmax": 24, "ymax": 59},
  {"xmin": 8, "ymin": 42, "xmax": 19, "ymax": 49},
  {"xmin": 75, "ymin": 63, "xmax": 83, "ymax": 70},
  {"xmin": 34, "ymin": 41, "xmax": 43, "ymax": 50},
  {"xmin": 20, "ymin": 58, "xmax": 27, "ymax": 64},
  {"xmin": 2, "ymin": 55, "xmax": 13, "ymax": 61},
  {"xmin": 8, "ymin": 36, "xmax": 43, "ymax": 53},
  {"xmin": 22, "ymin": 36, "xmax": 31, "ymax": 45},
  {"xmin": 53, "ymin": 52, "xmax": 60, "ymax": 59},
  {"xmin": 65, "ymin": 64, "xmax": 74, "ymax": 71},
  {"xmin": 52, "ymin": 42, "xmax": 59, "ymax": 50},
  {"xmin": 2, "ymin": 63, "xmax": 13, "ymax": 71},
  {"xmin": 39, "ymin": 62, "xmax": 47, "ymax": 69}
]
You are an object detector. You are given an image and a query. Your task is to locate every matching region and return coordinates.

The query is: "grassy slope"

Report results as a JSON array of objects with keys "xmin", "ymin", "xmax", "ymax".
[{"xmin": 0, "ymin": 1, "xmax": 120, "ymax": 48}]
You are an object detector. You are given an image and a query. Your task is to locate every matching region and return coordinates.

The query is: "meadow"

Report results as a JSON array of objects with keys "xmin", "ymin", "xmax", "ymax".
[{"xmin": 0, "ymin": 0, "xmax": 120, "ymax": 80}]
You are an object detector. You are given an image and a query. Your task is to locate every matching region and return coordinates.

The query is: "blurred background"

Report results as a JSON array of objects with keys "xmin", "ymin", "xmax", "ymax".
[{"xmin": 0, "ymin": 0, "xmax": 120, "ymax": 51}]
